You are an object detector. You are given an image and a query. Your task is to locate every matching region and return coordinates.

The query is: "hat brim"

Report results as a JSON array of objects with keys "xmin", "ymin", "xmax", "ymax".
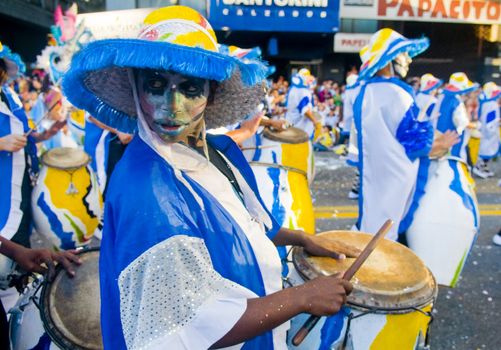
[
  {"xmin": 358, "ymin": 37, "xmax": 429, "ymax": 82},
  {"xmin": 62, "ymin": 39, "xmax": 268, "ymax": 133},
  {"xmin": 419, "ymin": 79, "xmax": 443, "ymax": 94},
  {"xmin": 480, "ymin": 90, "xmax": 501, "ymax": 102},
  {"xmin": 0, "ymin": 49, "xmax": 26, "ymax": 79},
  {"xmin": 443, "ymin": 82, "xmax": 479, "ymax": 95}
]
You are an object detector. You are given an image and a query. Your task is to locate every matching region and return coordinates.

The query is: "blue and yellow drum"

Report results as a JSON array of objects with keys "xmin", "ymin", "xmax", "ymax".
[
  {"xmin": 31, "ymin": 148, "xmax": 103, "ymax": 250},
  {"xmin": 290, "ymin": 231, "xmax": 437, "ymax": 350},
  {"xmin": 406, "ymin": 158, "xmax": 479, "ymax": 287},
  {"xmin": 243, "ymin": 127, "xmax": 315, "ymax": 233}
]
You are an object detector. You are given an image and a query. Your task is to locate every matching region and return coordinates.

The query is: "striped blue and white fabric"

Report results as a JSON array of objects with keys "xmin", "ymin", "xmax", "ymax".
[
  {"xmin": 84, "ymin": 117, "xmax": 111, "ymax": 193},
  {"xmin": 99, "ymin": 130, "xmax": 291, "ymax": 349},
  {"xmin": 353, "ymin": 76, "xmax": 433, "ymax": 240},
  {"xmin": 0, "ymin": 85, "xmax": 37, "ymax": 239},
  {"xmin": 285, "ymin": 78, "xmax": 314, "ymax": 139}
]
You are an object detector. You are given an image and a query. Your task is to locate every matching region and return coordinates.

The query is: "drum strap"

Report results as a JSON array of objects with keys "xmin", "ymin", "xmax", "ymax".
[{"xmin": 196, "ymin": 144, "xmax": 245, "ymax": 202}]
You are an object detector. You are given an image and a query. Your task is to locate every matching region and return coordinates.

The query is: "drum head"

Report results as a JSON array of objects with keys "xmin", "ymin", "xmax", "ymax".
[
  {"xmin": 40, "ymin": 248, "xmax": 102, "ymax": 350},
  {"xmin": 41, "ymin": 148, "xmax": 90, "ymax": 170},
  {"xmin": 293, "ymin": 231, "xmax": 437, "ymax": 312},
  {"xmin": 263, "ymin": 126, "xmax": 309, "ymax": 144}
]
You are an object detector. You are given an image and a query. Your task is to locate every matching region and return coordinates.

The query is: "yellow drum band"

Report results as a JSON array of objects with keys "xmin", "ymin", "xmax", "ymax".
[
  {"xmin": 32, "ymin": 153, "xmax": 103, "ymax": 250},
  {"xmin": 281, "ymin": 142, "xmax": 315, "ymax": 234},
  {"xmin": 348, "ymin": 304, "xmax": 432, "ymax": 349},
  {"xmin": 43, "ymin": 167, "xmax": 102, "ymax": 239}
]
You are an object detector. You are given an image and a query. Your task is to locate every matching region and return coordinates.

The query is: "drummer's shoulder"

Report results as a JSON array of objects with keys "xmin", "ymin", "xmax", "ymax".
[{"xmin": 365, "ymin": 82, "xmax": 414, "ymax": 107}]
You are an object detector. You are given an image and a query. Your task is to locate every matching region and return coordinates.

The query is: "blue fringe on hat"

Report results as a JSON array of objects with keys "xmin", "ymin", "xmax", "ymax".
[
  {"xmin": 63, "ymin": 39, "xmax": 268, "ymax": 134},
  {"xmin": 0, "ymin": 45, "xmax": 26, "ymax": 78}
]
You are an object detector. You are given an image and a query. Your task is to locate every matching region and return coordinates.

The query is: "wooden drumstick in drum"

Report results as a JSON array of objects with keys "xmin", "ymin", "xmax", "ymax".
[
  {"xmin": 292, "ymin": 219, "xmax": 394, "ymax": 346},
  {"xmin": 24, "ymin": 98, "xmax": 62, "ymax": 137}
]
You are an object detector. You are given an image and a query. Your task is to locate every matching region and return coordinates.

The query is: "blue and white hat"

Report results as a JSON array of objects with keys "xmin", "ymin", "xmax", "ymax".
[
  {"xmin": 0, "ymin": 42, "xmax": 26, "ymax": 80},
  {"xmin": 358, "ymin": 28, "xmax": 429, "ymax": 81},
  {"xmin": 62, "ymin": 6, "xmax": 268, "ymax": 133}
]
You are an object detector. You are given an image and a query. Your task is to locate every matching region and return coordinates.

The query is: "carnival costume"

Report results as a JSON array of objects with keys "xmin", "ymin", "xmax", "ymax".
[
  {"xmin": 285, "ymin": 68, "xmax": 316, "ymax": 139},
  {"xmin": 343, "ymin": 74, "xmax": 361, "ymax": 168},
  {"xmin": 354, "ymin": 29, "xmax": 433, "ymax": 241},
  {"xmin": 478, "ymin": 82, "xmax": 500, "ymax": 161},
  {"xmin": 0, "ymin": 42, "xmax": 37, "ymax": 243},
  {"xmin": 61, "ymin": 6, "xmax": 300, "ymax": 349},
  {"xmin": 33, "ymin": 4, "xmax": 92, "ymax": 149},
  {"xmin": 415, "ymin": 73, "xmax": 442, "ymax": 123},
  {"xmin": 406, "ymin": 72, "xmax": 480, "ymax": 287}
]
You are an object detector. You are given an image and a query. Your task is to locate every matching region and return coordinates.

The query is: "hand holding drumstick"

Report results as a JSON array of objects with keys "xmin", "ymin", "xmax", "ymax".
[{"xmin": 292, "ymin": 219, "xmax": 394, "ymax": 346}]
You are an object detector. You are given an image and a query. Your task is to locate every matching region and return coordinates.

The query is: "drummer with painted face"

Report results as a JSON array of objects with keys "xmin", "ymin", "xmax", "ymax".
[
  {"xmin": 0, "ymin": 43, "xmax": 81, "ymax": 348},
  {"xmin": 63, "ymin": 6, "xmax": 355, "ymax": 350},
  {"xmin": 353, "ymin": 29, "xmax": 458, "ymax": 242}
]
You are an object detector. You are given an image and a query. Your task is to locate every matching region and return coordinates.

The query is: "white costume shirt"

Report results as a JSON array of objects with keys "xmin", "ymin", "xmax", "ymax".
[
  {"xmin": 479, "ymin": 99, "xmax": 500, "ymax": 159},
  {"xmin": 119, "ymin": 112, "xmax": 289, "ymax": 350},
  {"xmin": 285, "ymin": 87, "xmax": 314, "ymax": 137},
  {"xmin": 358, "ymin": 80, "xmax": 419, "ymax": 240}
]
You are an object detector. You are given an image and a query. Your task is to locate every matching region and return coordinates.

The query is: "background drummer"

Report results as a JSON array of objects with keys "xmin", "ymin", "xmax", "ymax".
[
  {"xmin": 285, "ymin": 68, "xmax": 320, "ymax": 140},
  {"xmin": 0, "ymin": 42, "xmax": 82, "ymax": 347},
  {"xmin": 0, "ymin": 236, "xmax": 81, "ymax": 348},
  {"xmin": 353, "ymin": 29, "xmax": 459, "ymax": 241}
]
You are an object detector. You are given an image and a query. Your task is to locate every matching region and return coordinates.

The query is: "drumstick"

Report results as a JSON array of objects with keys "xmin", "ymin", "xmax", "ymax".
[
  {"xmin": 292, "ymin": 219, "xmax": 394, "ymax": 346},
  {"xmin": 25, "ymin": 99, "xmax": 62, "ymax": 137}
]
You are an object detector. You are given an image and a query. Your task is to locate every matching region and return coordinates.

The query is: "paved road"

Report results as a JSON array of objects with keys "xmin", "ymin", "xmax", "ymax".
[{"xmin": 312, "ymin": 152, "xmax": 501, "ymax": 350}]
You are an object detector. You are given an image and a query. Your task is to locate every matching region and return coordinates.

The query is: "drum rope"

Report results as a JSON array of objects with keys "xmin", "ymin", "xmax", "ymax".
[
  {"xmin": 65, "ymin": 169, "xmax": 80, "ymax": 195},
  {"xmin": 248, "ymin": 161, "xmax": 308, "ymax": 177}
]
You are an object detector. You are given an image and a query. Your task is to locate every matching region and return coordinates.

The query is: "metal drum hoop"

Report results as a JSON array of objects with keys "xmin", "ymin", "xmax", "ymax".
[
  {"xmin": 39, "ymin": 247, "xmax": 101, "ymax": 350},
  {"xmin": 41, "ymin": 148, "xmax": 91, "ymax": 171},
  {"xmin": 262, "ymin": 126, "xmax": 310, "ymax": 144}
]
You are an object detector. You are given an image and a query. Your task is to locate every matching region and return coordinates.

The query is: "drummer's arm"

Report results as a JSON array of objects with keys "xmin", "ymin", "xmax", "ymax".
[
  {"xmin": 272, "ymin": 228, "xmax": 359, "ymax": 259},
  {"xmin": 0, "ymin": 237, "xmax": 81, "ymax": 278},
  {"xmin": 304, "ymin": 109, "xmax": 318, "ymax": 124},
  {"xmin": 225, "ymin": 113, "xmax": 263, "ymax": 144},
  {"xmin": 429, "ymin": 130, "xmax": 460, "ymax": 158},
  {"xmin": 31, "ymin": 120, "xmax": 66, "ymax": 142},
  {"xmin": 210, "ymin": 274, "xmax": 352, "ymax": 349},
  {"xmin": 271, "ymin": 227, "xmax": 310, "ymax": 246}
]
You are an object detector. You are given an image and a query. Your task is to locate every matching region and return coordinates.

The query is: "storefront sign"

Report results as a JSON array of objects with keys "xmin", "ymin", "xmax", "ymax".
[
  {"xmin": 208, "ymin": 0, "xmax": 340, "ymax": 32},
  {"xmin": 334, "ymin": 32, "xmax": 372, "ymax": 52},
  {"xmin": 77, "ymin": 8, "xmax": 151, "ymax": 39},
  {"xmin": 341, "ymin": 0, "xmax": 501, "ymax": 24}
]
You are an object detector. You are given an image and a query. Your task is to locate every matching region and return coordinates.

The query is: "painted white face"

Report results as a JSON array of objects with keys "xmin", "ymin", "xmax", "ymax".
[
  {"xmin": 135, "ymin": 70, "xmax": 209, "ymax": 143},
  {"xmin": 392, "ymin": 52, "xmax": 412, "ymax": 79}
]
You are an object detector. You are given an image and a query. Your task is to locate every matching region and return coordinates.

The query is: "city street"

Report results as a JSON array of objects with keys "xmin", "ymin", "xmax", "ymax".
[{"xmin": 312, "ymin": 152, "xmax": 501, "ymax": 350}]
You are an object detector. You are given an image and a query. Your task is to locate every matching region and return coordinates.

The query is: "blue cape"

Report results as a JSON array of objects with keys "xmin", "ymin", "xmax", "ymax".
[{"xmin": 100, "ymin": 134, "xmax": 280, "ymax": 349}]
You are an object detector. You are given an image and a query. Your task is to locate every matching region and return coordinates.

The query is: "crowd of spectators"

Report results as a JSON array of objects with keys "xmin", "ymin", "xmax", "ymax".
[{"xmin": 264, "ymin": 75, "xmax": 348, "ymax": 152}]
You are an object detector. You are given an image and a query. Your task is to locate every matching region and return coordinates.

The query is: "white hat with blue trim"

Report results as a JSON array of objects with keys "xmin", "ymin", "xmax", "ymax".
[
  {"xmin": 0, "ymin": 42, "xmax": 26, "ymax": 80},
  {"xmin": 443, "ymin": 72, "xmax": 479, "ymax": 95},
  {"xmin": 358, "ymin": 28, "xmax": 429, "ymax": 82},
  {"xmin": 62, "ymin": 6, "xmax": 268, "ymax": 134}
]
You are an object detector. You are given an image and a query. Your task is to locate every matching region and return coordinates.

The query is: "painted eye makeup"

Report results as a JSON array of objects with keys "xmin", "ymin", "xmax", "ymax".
[
  {"xmin": 179, "ymin": 79, "xmax": 206, "ymax": 98},
  {"xmin": 146, "ymin": 76, "xmax": 167, "ymax": 91}
]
